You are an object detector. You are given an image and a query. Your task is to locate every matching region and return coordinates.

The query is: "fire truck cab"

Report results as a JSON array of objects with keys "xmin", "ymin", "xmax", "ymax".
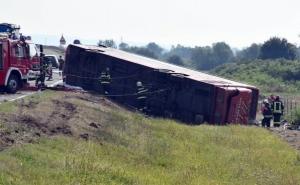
[{"xmin": 0, "ymin": 23, "xmax": 40, "ymax": 93}]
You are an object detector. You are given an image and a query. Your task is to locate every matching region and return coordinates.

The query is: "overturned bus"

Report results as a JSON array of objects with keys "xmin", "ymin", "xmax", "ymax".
[{"xmin": 64, "ymin": 44, "xmax": 259, "ymax": 125}]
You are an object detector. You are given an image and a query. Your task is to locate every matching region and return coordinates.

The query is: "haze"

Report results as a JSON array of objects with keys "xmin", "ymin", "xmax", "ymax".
[{"xmin": 1, "ymin": 0, "xmax": 300, "ymax": 48}]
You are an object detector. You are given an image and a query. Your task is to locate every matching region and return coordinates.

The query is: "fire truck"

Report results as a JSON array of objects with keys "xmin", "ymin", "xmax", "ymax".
[{"xmin": 0, "ymin": 23, "xmax": 40, "ymax": 93}]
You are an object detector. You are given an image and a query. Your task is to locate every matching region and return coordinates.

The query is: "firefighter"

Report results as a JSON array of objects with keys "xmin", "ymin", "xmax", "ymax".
[
  {"xmin": 261, "ymin": 99, "xmax": 272, "ymax": 128},
  {"xmin": 58, "ymin": 56, "xmax": 64, "ymax": 71},
  {"xmin": 268, "ymin": 94, "xmax": 275, "ymax": 105},
  {"xmin": 46, "ymin": 59, "xmax": 53, "ymax": 81},
  {"xmin": 58, "ymin": 55, "xmax": 64, "ymax": 77},
  {"xmin": 271, "ymin": 95, "xmax": 284, "ymax": 127},
  {"xmin": 136, "ymin": 81, "xmax": 148, "ymax": 112},
  {"xmin": 35, "ymin": 56, "xmax": 47, "ymax": 89},
  {"xmin": 99, "ymin": 68, "xmax": 111, "ymax": 95}
]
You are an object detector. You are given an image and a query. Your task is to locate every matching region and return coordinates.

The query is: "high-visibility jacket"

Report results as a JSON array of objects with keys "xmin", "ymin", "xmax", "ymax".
[
  {"xmin": 137, "ymin": 86, "xmax": 148, "ymax": 100},
  {"xmin": 272, "ymin": 100, "xmax": 284, "ymax": 114},
  {"xmin": 100, "ymin": 72, "xmax": 111, "ymax": 84}
]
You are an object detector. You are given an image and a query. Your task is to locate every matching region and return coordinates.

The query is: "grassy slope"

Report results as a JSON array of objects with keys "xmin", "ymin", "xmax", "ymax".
[
  {"xmin": 211, "ymin": 59, "xmax": 300, "ymax": 95},
  {"xmin": 0, "ymin": 91, "xmax": 299, "ymax": 185}
]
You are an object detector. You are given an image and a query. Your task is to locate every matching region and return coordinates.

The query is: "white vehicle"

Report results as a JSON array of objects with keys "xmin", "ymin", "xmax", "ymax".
[{"xmin": 44, "ymin": 55, "xmax": 59, "ymax": 68}]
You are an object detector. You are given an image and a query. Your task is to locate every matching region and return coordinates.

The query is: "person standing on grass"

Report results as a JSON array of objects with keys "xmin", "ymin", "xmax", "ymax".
[
  {"xmin": 261, "ymin": 99, "xmax": 272, "ymax": 128},
  {"xmin": 272, "ymin": 96, "xmax": 284, "ymax": 127}
]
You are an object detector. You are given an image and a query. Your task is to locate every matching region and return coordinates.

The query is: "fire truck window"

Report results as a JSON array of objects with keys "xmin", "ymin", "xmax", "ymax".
[
  {"xmin": 14, "ymin": 45, "xmax": 25, "ymax": 58},
  {"xmin": 0, "ymin": 44, "xmax": 3, "ymax": 70},
  {"xmin": 29, "ymin": 43, "xmax": 37, "ymax": 57}
]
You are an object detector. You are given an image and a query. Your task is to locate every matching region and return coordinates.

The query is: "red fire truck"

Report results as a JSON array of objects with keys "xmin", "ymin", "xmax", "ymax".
[{"xmin": 0, "ymin": 23, "xmax": 40, "ymax": 93}]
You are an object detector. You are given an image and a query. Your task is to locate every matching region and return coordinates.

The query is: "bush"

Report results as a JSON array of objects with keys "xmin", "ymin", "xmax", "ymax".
[
  {"xmin": 286, "ymin": 107, "xmax": 300, "ymax": 125},
  {"xmin": 211, "ymin": 59, "xmax": 300, "ymax": 93}
]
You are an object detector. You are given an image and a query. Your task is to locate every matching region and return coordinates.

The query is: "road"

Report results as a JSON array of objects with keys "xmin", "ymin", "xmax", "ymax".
[{"xmin": 0, "ymin": 69, "xmax": 62, "ymax": 103}]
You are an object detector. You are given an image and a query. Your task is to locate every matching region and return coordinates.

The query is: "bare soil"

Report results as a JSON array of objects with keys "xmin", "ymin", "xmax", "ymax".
[
  {"xmin": 0, "ymin": 91, "xmax": 122, "ymax": 150},
  {"xmin": 270, "ymin": 127, "xmax": 300, "ymax": 151}
]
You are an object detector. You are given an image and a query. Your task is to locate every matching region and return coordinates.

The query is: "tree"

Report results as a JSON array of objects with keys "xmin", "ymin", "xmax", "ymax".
[
  {"xmin": 118, "ymin": 42, "xmax": 129, "ymax": 50},
  {"xmin": 116, "ymin": 42, "xmax": 158, "ymax": 59},
  {"xmin": 260, "ymin": 37, "xmax": 296, "ymax": 60},
  {"xmin": 168, "ymin": 44, "xmax": 193, "ymax": 60},
  {"xmin": 128, "ymin": 47, "xmax": 158, "ymax": 59},
  {"xmin": 98, "ymin": 39, "xmax": 117, "ymax": 48},
  {"xmin": 212, "ymin": 42, "xmax": 234, "ymax": 66},
  {"xmin": 236, "ymin": 43, "xmax": 261, "ymax": 61},
  {"xmin": 146, "ymin": 42, "xmax": 164, "ymax": 57},
  {"xmin": 167, "ymin": 55, "xmax": 184, "ymax": 66},
  {"xmin": 191, "ymin": 42, "xmax": 234, "ymax": 70},
  {"xmin": 191, "ymin": 46, "xmax": 215, "ymax": 70}
]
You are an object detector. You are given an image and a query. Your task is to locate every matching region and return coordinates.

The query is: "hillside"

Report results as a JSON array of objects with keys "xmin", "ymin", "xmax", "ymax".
[
  {"xmin": 0, "ymin": 91, "xmax": 299, "ymax": 185},
  {"xmin": 211, "ymin": 59, "xmax": 300, "ymax": 94}
]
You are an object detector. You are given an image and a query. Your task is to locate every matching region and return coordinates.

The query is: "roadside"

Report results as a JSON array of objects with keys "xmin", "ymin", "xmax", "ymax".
[
  {"xmin": 0, "ymin": 69, "xmax": 62, "ymax": 103},
  {"xmin": 0, "ymin": 90, "xmax": 118, "ymax": 150},
  {"xmin": 270, "ymin": 127, "xmax": 300, "ymax": 150},
  {"xmin": 0, "ymin": 91, "xmax": 299, "ymax": 185}
]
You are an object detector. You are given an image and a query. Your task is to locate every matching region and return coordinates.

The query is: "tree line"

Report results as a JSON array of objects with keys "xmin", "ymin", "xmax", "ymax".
[{"xmin": 97, "ymin": 37, "xmax": 299, "ymax": 71}]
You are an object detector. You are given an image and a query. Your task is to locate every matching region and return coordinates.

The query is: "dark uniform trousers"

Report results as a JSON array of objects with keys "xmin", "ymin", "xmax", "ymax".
[
  {"xmin": 35, "ymin": 64, "xmax": 47, "ymax": 89},
  {"xmin": 262, "ymin": 115, "xmax": 272, "ymax": 128}
]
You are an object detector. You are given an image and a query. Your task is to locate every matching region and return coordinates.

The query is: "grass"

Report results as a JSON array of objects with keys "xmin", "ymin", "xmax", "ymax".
[
  {"xmin": 0, "ymin": 91, "xmax": 299, "ymax": 185},
  {"xmin": 211, "ymin": 59, "xmax": 300, "ymax": 95},
  {"xmin": 0, "ymin": 101, "xmax": 16, "ymax": 113},
  {"xmin": 0, "ymin": 90, "xmax": 56, "ymax": 113}
]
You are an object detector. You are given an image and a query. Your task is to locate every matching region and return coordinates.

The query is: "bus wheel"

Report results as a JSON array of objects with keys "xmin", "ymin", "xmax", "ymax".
[{"xmin": 6, "ymin": 74, "xmax": 19, "ymax": 94}]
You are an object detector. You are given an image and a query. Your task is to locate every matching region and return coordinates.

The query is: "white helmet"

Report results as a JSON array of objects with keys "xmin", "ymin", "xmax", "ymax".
[
  {"xmin": 263, "ymin": 99, "xmax": 268, "ymax": 103},
  {"xmin": 136, "ymin": 81, "xmax": 142, "ymax": 87}
]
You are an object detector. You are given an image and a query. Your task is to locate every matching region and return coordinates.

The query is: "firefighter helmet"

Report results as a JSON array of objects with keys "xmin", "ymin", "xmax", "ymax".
[{"xmin": 136, "ymin": 81, "xmax": 142, "ymax": 87}]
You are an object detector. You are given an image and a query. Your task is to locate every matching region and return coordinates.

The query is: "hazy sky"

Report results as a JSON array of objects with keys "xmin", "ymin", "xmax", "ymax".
[{"xmin": 1, "ymin": 0, "xmax": 300, "ymax": 48}]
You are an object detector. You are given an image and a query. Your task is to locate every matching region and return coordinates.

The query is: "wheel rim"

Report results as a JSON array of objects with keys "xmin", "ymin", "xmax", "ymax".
[{"xmin": 9, "ymin": 79, "xmax": 17, "ymax": 90}]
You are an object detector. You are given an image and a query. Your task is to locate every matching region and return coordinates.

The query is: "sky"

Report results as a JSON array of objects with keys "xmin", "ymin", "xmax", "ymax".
[{"xmin": 1, "ymin": 0, "xmax": 300, "ymax": 49}]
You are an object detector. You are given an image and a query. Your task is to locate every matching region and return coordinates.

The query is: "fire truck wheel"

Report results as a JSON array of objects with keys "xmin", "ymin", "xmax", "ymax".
[{"xmin": 6, "ymin": 74, "xmax": 20, "ymax": 94}]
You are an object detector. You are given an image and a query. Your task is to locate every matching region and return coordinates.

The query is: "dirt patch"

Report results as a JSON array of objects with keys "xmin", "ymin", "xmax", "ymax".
[
  {"xmin": 270, "ymin": 127, "xmax": 300, "ymax": 151},
  {"xmin": 0, "ymin": 92, "xmax": 120, "ymax": 150}
]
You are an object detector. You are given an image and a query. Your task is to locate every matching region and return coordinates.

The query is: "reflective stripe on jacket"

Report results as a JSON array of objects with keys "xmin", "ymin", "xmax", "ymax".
[
  {"xmin": 273, "ymin": 101, "xmax": 283, "ymax": 114},
  {"xmin": 137, "ymin": 87, "xmax": 148, "ymax": 99},
  {"xmin": 100, "ymin": 72, "xmax": 111, "ymax": 84}
]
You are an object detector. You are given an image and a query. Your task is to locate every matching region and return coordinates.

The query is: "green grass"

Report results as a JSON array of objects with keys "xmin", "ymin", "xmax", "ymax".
[
  {"xmin": 0, "ymin": 101, "xmax": 16, "ymax": 113},
  {"xmin": 211, "ymin": 59, "xmax": 300, "ymax": 95},
  {"xmin": 0, "ymin": 90, "xmax": 56, "ymax": 113},
  {"xmin": 0, "ymin": 91, "xmax": 299, "ymax": 184},
  {"xmin": 0, "ymin": 100, "xmax": 299, "ymax": 185}
]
